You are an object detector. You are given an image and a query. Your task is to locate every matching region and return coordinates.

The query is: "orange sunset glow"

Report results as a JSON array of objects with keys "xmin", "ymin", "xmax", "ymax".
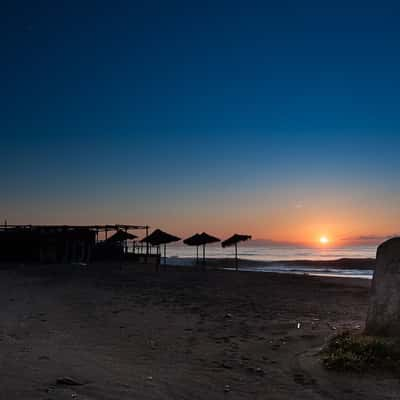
[
  {"xmin": 319, "ymin": 236, "xmax": 329, "ymax": 245},
  {"xmin": 3, "ymin": 2, "xmax": 400, "ymax": 399}
]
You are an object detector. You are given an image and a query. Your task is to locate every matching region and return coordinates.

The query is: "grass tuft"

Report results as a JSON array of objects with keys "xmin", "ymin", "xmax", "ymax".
[{"xmin": 322, "ymin": 331, "xmax": 400, "ymax": 373}]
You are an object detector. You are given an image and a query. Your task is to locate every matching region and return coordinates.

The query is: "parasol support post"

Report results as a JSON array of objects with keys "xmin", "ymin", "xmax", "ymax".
[
  {"xmin": 145, "ymin": 225, "xmax": 149, "ymax": 264},
  {"xmin": 235, "ymin": 243, "xmax": 238, "ymax": 271},
  {"xmin": 156, "ymin": 245, "xmax": 160, "ymax": 272},
  {"xmin": 125, "ymin": 227, "xmax": 128, "ymax": 254}
]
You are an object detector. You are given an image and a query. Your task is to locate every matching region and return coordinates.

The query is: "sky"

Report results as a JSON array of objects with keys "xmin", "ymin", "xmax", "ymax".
[{"xmin": 1, "ymin": 0, "xmax": 400, "ymax": 246}]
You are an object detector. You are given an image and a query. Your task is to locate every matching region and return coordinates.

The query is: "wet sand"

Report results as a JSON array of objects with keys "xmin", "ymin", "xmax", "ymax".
[
  {"xmin": 207, "ymin": 257, "xmax": 376, "ymax": 270},
  {"xmin": 0, "ymin": 262, "xmax": 398, "ymax": 399}
]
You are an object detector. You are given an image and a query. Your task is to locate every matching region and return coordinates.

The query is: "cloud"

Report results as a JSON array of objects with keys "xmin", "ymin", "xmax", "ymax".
[
  {"xmin": 342, "ymin": 234, "xmax": 399, "ymax": 244},
  {"xmin": 248, "ymin": 238, "xmax": 307, "ymax": 248}
]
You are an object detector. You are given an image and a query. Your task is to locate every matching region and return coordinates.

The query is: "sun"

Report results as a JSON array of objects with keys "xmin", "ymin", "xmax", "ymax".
[{"xmin": 319, "ymin": 236, "xmax": 329, "ymax": 244}]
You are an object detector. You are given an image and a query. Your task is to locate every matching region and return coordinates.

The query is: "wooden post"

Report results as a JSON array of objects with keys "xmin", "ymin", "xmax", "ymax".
[
  {"xmin": 63, "ymin": 239, "xmax": 69, "ymax": 263},
  {"xmin": 235, "ymin": 243, "xmax": 238, "ymax": 271},
  {"xmin": 156, "ymin": 245, "xmax": 160, "ymax": 272},
  {"xmin": 87, "ymin": 244, "xmax": 92, "ymax": 264},
  {"xmin": 124, "ymin": 226, "xmax": 128, "ymax": 255},
  {"xmin": 203, "ymin": 244, "xmax": 206, "ymax": 269},
  {"xmin": 164, "ymin": 243, "xmax": 167, "ymax": 265},
  {"xmin": 145, "ymin": 225, "xmax": 149, "ymax": 264},
  {"xmin": 196, "ymin": 246, "xmax": 199, "ymax": 264}
]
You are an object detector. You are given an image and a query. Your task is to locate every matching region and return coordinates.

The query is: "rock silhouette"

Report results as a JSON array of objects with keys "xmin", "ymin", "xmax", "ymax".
[{"xmin": 366, "ymin": 238, "xmax": 400, "ymax": 336}]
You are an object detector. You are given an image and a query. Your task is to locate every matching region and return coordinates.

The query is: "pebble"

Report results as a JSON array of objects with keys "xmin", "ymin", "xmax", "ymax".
[{"xmin": 256, "ymin": 367, "xmax": 265, "ymax": 376}]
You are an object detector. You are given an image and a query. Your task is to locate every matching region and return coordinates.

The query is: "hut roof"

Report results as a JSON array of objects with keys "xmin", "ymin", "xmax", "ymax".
[
  {"xmin": 141, "ymin": 229, "xmax": 181, "ymax": 246},
  {"xmin": 221, "ymin": 234, "xmax": 252, "ymax": 248}
]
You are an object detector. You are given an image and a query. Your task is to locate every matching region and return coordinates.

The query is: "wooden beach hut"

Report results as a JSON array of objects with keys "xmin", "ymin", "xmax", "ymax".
[
  {"xmin": 0, "ymin": 226, "xmax": 96, "ymax": 264},
  {"xmin": 0, "ymin": 224, "xmax": 149, "ymax": 265}
]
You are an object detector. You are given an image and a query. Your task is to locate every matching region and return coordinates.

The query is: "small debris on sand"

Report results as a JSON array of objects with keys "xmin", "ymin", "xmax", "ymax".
[{"xmin": 56, "ymin": 377, "xmax": 85, "ymax": 386}]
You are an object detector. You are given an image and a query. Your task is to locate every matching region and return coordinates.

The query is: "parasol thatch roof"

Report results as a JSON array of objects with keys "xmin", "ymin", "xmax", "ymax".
[
  {"xmin": 221, "ymin": 234, "xmax": 252, "ymax": 248},
  {"xmin": 141, "ymin": 229, "xmax": 181, "ymax": 246},
  {"xmin": 107, "ymin": 230, "xmax": 138, "ymax": 242},
  {"xmin": 197, "ymin": 232, "xmax": 220, "ymax": 245},
  {"xmin": 183, "ymin": 232, "xmax": 220, "ymax": 246},
  {"xmin": 183, "ymin": 233, "xmax": 202, "ymax": 246}
]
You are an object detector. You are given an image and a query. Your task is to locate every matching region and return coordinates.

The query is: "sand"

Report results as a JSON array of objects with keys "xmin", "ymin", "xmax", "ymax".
[{"xmin": 0, "ymin": 262, "xmax": 398, "ymax": 399}]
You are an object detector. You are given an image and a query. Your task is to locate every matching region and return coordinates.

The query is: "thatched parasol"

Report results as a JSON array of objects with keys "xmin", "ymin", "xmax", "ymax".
[
  {"xmin": 141, "ymin": 229, "xmax": 181, "ymax": 265},
  {"xmin": 222, "ymin": 234, "xmax": 252, "ymax": 271},
  {"xmin": 197, "ymin": 232, "xmax": 220, "ymax": 266},
  {"xmin": 107, "ymin": 230, "xmax": 138, "ymax": 242},
  {"xmin": 183, "ymin": 233, "xmax": 202, "ymax": 264},
  {"xmin": 107, "ymin": 230, "xmax": 138, "ymax": 255}
]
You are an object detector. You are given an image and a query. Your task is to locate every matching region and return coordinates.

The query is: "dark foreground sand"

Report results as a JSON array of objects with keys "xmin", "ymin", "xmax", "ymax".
[{"xmin": 0, "ymin": 262, "xmax": 398, "ymax": 400}]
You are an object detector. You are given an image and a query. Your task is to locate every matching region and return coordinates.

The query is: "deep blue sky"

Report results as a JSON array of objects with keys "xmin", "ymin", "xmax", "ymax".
[{"xmin": 1, "ymin": 0, "xmax": 400, "ymax": 243}]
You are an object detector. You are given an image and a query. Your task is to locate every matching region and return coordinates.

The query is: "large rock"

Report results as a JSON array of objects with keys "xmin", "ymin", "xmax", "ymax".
[{"xmin": 366, "ymin": 238, "xmax": 400, "ymax": 336}]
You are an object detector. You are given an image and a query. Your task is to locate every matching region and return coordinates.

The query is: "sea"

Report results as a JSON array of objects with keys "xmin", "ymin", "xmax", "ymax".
[{"xmin": 166, "ymin": 244, "xmax": 377, "ymax": 279}]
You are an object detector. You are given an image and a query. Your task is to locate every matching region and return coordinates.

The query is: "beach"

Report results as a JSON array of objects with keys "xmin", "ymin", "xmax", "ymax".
[{"xmin": 0, "ymin": 262, "xmax": 398, "ymax": 399}]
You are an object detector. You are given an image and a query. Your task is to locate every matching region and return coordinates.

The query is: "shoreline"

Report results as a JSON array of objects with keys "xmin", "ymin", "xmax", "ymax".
[{"xmin": 168, "ymin": 256, "xmax": 376, "ymax": 270}]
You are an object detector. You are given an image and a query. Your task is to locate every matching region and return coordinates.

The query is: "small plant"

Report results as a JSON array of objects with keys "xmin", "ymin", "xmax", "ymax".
[{"xmin": 322, "ymin": 331, "xmax": 400, "ymax": 373}]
